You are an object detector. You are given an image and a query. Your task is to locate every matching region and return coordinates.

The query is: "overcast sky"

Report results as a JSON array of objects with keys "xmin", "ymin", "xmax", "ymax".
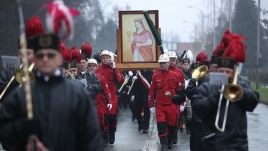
[{"xmin": 100, "ymin": 0, "xmax": 268, "ymax": 42}]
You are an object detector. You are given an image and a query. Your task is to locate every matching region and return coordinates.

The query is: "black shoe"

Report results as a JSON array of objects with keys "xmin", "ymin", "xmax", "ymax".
[
  {"xmin": 132, "ymin": 115, "xmax": 136, "ymax": 122},
  {"xmin": 160, "ymin": 145, "xmax": 168, "ymax": 151},
  {"xmin": 168, "ymin": 143, "xmax": 172, "ymax": 149},
  {"xmin": 138, "ymin": 126, "xmax": 143, "ymax": 132},
  {"xmin": 143, "ymin": 129, "xmax": 148, "ymax": 134},
  {"xmin": 103, "ymin": 141, "xmax": 108, "ymax": 147},
  {"xmin": 108, "ymin": 132, "xmax": 115, "ymax": 144},
  {"xmin": 173, "ymin": 136, "xmax": 178, "ymax": 144},
  {"xmin": 167, "ymin": 136, "xmax": 173, "ymax": 149}
]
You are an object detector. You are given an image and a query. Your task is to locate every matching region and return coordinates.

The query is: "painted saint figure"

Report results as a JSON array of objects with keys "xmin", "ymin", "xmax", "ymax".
[{"xmin": 131, "ymin": 18, "xmax": 153, "ymax": 62}]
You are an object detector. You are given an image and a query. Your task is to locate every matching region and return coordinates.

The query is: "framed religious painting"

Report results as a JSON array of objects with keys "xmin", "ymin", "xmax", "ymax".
[{"xmin": 116, "ymin": 10, "xmax": 161, "ymax": 69}]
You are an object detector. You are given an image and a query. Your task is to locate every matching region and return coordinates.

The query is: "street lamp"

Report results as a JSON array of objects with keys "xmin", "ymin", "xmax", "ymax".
[
  {"xmin": 256, "ymin": 0, "xmax": 261, "ymax": 89},
  {"xmin": 188, "ymin": 6, "xmax": 205, "ymax": 37},
  {"xmin": 183, "ymin": 21, "xmax": 197, "ymax": 42}
]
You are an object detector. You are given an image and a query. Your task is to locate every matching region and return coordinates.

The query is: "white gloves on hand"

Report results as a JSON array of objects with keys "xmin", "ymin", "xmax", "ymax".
[
  {"xmin": 133, "ymin": 76, "xmax": 138, "ymax": 80},
  {"xmin": 180, "ymin": 105, "xmax": 185, "ymax": 112},
  {"xmin": 107, "ymin": 104, "xmax": 113, "ymax": 110},
  {"xmin": 111, "ymin": 62, "xmax": 116, "ymax": 69},
  {"xmin": 150, "ymin": 107, "xmax": 155, "ymax": 113},
  {"xmin": 130, "ymin": 95, "xmax": 135, "ymax": 102},
  {"xmin": 128, "ymin": 71, "xmax": 133, "ymax": 77}
]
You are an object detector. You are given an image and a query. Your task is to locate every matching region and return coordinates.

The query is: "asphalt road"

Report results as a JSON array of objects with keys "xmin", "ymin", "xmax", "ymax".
[{"xmin": 104, "ymin": 103, "xmax": 268, "ymax": 151}]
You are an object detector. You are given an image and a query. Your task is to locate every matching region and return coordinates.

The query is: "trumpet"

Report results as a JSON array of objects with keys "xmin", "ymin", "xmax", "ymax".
[
  {"xmin": 0, "ymin": 63, "xmax": 35, "ymax": 101},
  {"xmin": 215, "ymin": 66, "xmax": 243, "ymax": 132}
]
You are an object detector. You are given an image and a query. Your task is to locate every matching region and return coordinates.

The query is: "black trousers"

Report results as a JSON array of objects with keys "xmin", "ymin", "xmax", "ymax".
[{"xmin": 133, "ymin": 95, "xmax": 150, "ymax": 130}]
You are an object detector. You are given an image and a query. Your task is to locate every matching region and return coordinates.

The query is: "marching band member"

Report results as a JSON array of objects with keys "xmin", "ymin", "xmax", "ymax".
[
  {"xmin": 129, "ymin": 70, "xmax": 152, "ymax": 133},
  {"xmin": 88, "ymin": 58, "xmax": 113, "ymax": 147},
  {"xmin": 0, "ymin": 33, "xmax": 103, "ymax": 151},
  {"xmin": 192, "ymin": 32, "xmax": 259, "ymax": 151},
  {"xmin": 75, "ymin": 43, "xmax": 103, "ymax": 97},
  {"xmin": 166, "ymin": 51, "xmax": 185, "ymax": 144},
  {"xmin": 149, "ymin": 54, "xmax": 185, "ymax": 150},
  {"xmin": 185, "ymin": 51, "xmax": 209, "ymax": 151},
  {"xmin": 95, "ymin": 50, "xmax": 124, "ymax": 144},
  {"xmin": 0, "ymin": 16, "xmax": 44, "ymax": 102}
]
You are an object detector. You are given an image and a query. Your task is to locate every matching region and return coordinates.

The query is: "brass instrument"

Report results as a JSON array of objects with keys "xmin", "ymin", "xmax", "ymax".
[
  {"xmin": 215, "ymin": 66, "xmax": 243, "ymax": 132},
  {"xmin": 0, "ymin": 63, "xmax": 35, "ymax": 101},
  {"xmin": 15, "ymin": 63, "xmax": 35, "ymax": 83},
  {"xmin": 192, "ymin": 65, "xmax": 208, "ymax": 80},
  {"xmin": 192, "ymin": 65, "xmax": 208, "ymax": 86}
]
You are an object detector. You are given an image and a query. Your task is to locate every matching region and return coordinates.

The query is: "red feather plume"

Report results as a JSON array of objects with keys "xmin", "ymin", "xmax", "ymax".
[
  {"xmin": 59, "ymin": 42, "xmax": 72, "ymax": 62},
  {"xmin": 196, "ymin": 51, "xmax": 208, "ymax": 65},
  {"xmin": 70, "ymin": 47, "xmax": 82, "ymax": 63},
  {"xmin": 81, "ymin": 42, "xmax": 92, "ymax": 58},
  {"xmin": 25, "ymin": 16, "xmax": 45, "ymax": 38},
  {"xmin": 222, "ymin": 34, "xmax": 246, "ymax": 63}
]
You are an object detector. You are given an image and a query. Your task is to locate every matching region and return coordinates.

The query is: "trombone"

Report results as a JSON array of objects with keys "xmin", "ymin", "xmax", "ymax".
[{"xmin": 215, "ymin": 66, "xmax": 243, "ymax": 132}]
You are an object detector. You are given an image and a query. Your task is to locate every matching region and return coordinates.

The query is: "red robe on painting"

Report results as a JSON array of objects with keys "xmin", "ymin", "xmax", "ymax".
[{"xmin": 131, "ymin": 29, "xmax": 153, "ymax": 61}]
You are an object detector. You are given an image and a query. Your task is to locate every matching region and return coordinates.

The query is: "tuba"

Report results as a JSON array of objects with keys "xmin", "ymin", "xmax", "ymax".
[{"xmin": 215, "ymin": 66, "xmax": 243, "ymax": 132}]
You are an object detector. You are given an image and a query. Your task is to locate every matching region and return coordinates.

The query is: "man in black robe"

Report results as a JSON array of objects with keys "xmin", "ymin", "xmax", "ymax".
[{"xmin": 0, "ymin": 33, "xmax": 103, "ymax": 151}]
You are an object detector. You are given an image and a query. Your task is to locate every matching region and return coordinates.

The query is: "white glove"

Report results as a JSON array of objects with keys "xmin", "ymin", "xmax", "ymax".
[
  {"xmin": 107, "ymin": 104, "xmax": 113, "ymax": 110},
  {"xmin": 128, "ymin": 71, "xmax": 133, "ymax": 77},
  {"xmin": 111, "ymin": 61, "xmax": 116, "ymax": 69},
  {"xmin": 137, "ymin": 70, "xmax": 141, "ymax": 76},
  {"xmin": 180, "ymin": 105, "xmax": 185, "ymax": 112},
  {"xmin": 150, "ymin": 107, "xmax": 155, "ymax": 113},
  {"xmin": 165, "ymin": 91, "xmax": 171, "ymax": 97},
  {"xmin": 130, "ymin": 95, "xmax": 135, "ymax": 102},
  {"xmin": 133, "ymin": 76, "xmax": 138, "ymax": 80}
]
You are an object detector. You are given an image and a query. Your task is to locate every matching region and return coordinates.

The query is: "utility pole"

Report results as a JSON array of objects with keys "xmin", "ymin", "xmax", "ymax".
[
  {"xmin": 229, "ymin": 0, "xmax": 232, "ymax": 31},
  {"xmin": 213, "ymin": 0, "xmax": 216, "ymax": 53},
  {"xmin": 256, "ymin": 0, "xmax": 261, "ymax": 89}
]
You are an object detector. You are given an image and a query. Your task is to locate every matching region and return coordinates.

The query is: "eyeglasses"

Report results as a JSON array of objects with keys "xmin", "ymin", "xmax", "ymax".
[
  {"xmin": 35, "ymin": 52, "xmax": 57, "ymax": 60},
  {"xmin": 160, "ymin": 62, "xmax": 167, "ymax": 65}
]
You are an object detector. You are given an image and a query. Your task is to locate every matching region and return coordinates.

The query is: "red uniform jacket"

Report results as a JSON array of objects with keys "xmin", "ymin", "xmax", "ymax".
[
  {"xmin": 95, "ymin": 74, "xmax": 111, "ymax": 106},
  {"xmin": 95, "ymin": 64, "xmax": 124, "ymax": 98},
  {"xmin": 169, "ymin": 66, "xmax": 185, "ymax": 89},
  {"xmin": 148, "ymin": 69, "xmax": 182, "ymax": 108}
]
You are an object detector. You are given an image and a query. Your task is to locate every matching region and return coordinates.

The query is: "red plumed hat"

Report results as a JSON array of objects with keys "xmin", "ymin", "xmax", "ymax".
[
  {"xmin": 59, "ymin": 42, "xmax": 72, "ymax": 62},
  {"xmin": 81, "ymin": 42, "xmax": 92, "ymax": 59},
  {"xmin": 213, "ymin": 30, "xmax": 233, "ymax": 57},
  {"xmin": 25, "ymin": 16, "xmax": 45, "ymax": 38},
  {"xmin": 222, "ymin": 34, "xmax": 246, "ymax": 63},
  {"xmin": 196, "ymin": 51, "xmax": 208, "ymax": 65},
  {"xmin": 70, "ymin": 47, "xmax": 82, "ymax": 63}
]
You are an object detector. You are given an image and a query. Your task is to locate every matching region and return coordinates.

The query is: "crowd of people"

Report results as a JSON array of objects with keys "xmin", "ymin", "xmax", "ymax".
[{"xmin": 0, "ymin": 11, "xmax": 260, "ymax": 151}]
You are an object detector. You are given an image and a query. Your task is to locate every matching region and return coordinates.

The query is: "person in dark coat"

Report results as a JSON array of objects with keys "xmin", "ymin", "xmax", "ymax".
[
  {"xmin": 0, "ymin": 33, "xmax": 103, "ymax": 151},
  {"xmin": 191, "ymin": 32, "xmax": 259, "ymax": 151},
  {"xmin": 129, "ymin": 70, "xmax": 152, "ymax": 133},
  {"xmin": 0, "ymin": 16, "xmax": 43, "ymax": 103}
]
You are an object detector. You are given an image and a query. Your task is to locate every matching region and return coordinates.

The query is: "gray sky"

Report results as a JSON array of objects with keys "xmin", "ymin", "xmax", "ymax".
[{"xmin": 100, "ymin": 0, "xmax": 268, "ymax": 42}]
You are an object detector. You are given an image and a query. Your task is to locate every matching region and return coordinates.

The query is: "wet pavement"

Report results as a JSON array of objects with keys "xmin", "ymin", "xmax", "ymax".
[
  {"xmin": 105, "ymin": 103, "xmax": 268, "ymax": 151},
  {"xmin": 248, "ymin": 103, "xmax": 268, "ymax": 151}
]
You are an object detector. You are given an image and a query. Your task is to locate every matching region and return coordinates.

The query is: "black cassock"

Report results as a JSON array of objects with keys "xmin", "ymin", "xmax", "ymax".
[{"xmin": 0, "ymin": 73, "xmax": 103, "ymax": 151}]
